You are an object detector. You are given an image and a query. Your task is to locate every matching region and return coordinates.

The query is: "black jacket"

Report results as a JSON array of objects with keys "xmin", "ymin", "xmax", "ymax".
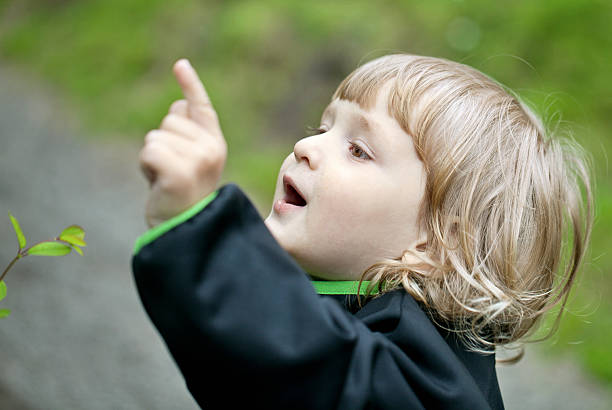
[{"xmin": 132, "ymin": 184, "xmax": 504, "ymax": 409}]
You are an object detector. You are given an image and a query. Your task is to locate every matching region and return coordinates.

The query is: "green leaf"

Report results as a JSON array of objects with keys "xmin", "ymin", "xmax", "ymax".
[
  {"xmin": 0, "ymin": 281, "xmax": 6, "ymax": 301},
  {"xmin": 27, "ymin": 241, "xmax": 72, "ymax": 256},
  {"xmin": 59, "ymin": 234, "xmax": 86, "ymax": 247},
  {"xmin": 0, "ymin": 308, "xmax": 10, "ymax": 318},
  {"xmin": 72, "ymin": 245, "xmax": 83, "ymax": 256},
  {"xmin": 60, "ymin": 225, "xmax": 85, "ymax": 241},
  {"xmin": 8, "ymin": 211, "xmax": 26, "ymax": 250}
]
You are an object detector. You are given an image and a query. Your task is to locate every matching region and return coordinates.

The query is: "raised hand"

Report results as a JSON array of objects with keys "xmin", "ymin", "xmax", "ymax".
[{"xmin": 139, "ymin": 59, "xmax": 227, "ymax": 228}]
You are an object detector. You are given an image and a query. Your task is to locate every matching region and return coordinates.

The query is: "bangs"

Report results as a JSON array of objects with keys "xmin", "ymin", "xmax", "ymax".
[{"xmin": 331, "ymin": 56, "xmax": 402, "ymax": 111}]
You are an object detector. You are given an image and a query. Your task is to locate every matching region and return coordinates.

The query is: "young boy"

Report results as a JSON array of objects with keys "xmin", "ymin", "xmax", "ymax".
[{"xmin": 132, "ymin": 56, "xmax": 591, "ymax": 409}]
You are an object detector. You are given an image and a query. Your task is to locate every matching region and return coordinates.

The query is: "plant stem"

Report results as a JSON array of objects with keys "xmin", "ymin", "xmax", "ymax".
[
  {"xmin": 0, "ymin": 254, "xmax": 20, "ymax": 283},
  {"xmin": 1, "ymin": 238, "xmax": 68, "ymax": 283}
]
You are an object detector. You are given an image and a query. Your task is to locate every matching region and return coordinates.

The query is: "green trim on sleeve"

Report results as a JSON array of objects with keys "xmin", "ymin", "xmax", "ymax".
[
  {"xmin": 311, "ymin": 280, "xmax": 378, "ymax": 295},
  {"xmin": 132, "ymin": 190, "xmax": 219, "ymax": 256}
]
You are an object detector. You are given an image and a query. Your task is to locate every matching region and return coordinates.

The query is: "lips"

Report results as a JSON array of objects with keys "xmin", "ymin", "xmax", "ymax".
[
  {"xmin": 273, "ymin": 175, "xmax": 307, "ymax": 214},
  {"xmin": 283, "ymin": 175, "xmax": 307, "ymax": 206}
]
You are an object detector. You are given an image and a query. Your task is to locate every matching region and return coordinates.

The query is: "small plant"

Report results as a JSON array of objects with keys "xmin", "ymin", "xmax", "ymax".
[{"xmin": 0, "ymin": 212, "xmax": 86, "ymax": 318}]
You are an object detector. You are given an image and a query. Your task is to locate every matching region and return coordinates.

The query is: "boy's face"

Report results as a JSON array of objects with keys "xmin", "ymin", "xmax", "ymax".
[{"xmin": 264, "ymin": 82, "xmax": 426, "ymax": 280}]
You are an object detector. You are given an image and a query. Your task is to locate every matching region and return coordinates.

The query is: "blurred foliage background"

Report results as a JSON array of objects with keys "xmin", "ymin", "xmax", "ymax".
[{"xmin": 1, "ymin": 0, "xmax": 610, "ymax": 386}]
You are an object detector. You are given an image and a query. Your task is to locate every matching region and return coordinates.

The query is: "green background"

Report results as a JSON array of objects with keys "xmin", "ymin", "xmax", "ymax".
[{"xmin": 1, "ymin": 0, "xmax": 610, "ymax": 385}]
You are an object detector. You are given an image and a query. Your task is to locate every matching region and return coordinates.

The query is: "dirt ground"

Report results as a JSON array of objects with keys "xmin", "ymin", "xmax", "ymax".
[{"xmin": 1, "ymin": 61, "xmax": 611, "ymax": 409}]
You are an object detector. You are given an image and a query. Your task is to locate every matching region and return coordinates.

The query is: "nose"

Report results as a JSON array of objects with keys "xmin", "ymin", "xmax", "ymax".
[{"xmin": 293, "ymin": 135, "xmax": 321, "ymax": 170}]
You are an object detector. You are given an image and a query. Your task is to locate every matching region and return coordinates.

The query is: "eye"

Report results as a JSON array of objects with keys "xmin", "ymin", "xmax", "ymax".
[{"xmin": 349, "ymin": 143, "xmax": 371, "ymax": 160}]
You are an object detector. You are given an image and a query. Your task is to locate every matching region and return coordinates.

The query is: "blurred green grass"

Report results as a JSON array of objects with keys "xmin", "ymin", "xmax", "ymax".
[{"xmin": 1, "ymin": 0, "xmax": 611, "ymax": 384}]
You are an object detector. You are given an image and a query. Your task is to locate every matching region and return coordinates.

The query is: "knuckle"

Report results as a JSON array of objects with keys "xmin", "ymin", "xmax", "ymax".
[
  {"xmin": 200, "ymin": 106, "xmax": 219, "ymax": 122},
  {"xmin": 138, "ymin": 143, "xmax": 157, "ymax": 165},
  {"xmin": 209, "ymin": 107, "xmax": 219, "ymax": 119},
  {"xmin": 160, "ymin": 113, "xmax": 177, "ymax": 129},
  {"xmin": 144, "ymin": 129, "xmax": 159, "ymax": 145},
  {"xmin": 169, "ymin": 99, "xmax": 187, "ymax": 112},
  {"xmin": 198, "ymin": 101, "xmax": 214, "ymax": 112},
  {"xmin": 209, "ymin": 113, "xmax": 221, "ymax": 128},
  {"xmin": 140, "ymin": 140, "xmax": 167, "ymax": 163},
  {"xmin": 210, "ymin": 141, "xmax": 228, "ymax": 161},
  {"xmin": 138, "ymin": 150, "xmax": 153, "ymax": 170}
]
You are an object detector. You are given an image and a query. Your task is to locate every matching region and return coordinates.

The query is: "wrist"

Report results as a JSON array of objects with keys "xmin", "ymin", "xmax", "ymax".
[{"xmin": 135, "ymin": 189, "xmax": 220, "ymax": 256}]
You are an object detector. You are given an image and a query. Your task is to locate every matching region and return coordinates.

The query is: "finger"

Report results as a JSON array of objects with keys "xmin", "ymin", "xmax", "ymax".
[
  {"xmin": 172, "ymin": 59, "xmax": 223, "ymax": 135},
  {"xmin": 173, "ymin": 59, "xmax": 210, "ymax": 106},
  {"xmin": 139, "ymin": 141, "xmax": 179, "ymax": 185},
  {"xmin": 168, "ymin": 99, "xmax": 189, "ymax": 117},
  {"xmin": 145, "ymin": 129, "xmax": 195, "ymax": 156},
  {"xmin": 159, "ymin": 114, "xmax": 203, "ymax": 142},
  {"xmin": 173, "ymin": 59, "xmax": 214, "ymax": 120}
]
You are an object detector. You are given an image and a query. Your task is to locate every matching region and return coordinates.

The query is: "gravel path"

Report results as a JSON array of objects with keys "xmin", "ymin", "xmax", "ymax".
[{"xmin": 1, "ymin": 61, "xmax": 611, "ymax": 409}]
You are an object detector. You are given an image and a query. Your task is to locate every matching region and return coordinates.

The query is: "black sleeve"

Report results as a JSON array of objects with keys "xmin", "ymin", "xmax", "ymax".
[{"xmin": 132, "ymin": 184, "xmax": 492, "ymax": 410}]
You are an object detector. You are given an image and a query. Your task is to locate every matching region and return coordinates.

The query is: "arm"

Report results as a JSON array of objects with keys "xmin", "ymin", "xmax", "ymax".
[
  {"xmin": 134, "ymin": 59, "xmax": 491, "ymax": 409},
  {"xmin": 132, "ymin": 184, "xmax": 491, "ymax": 410}
]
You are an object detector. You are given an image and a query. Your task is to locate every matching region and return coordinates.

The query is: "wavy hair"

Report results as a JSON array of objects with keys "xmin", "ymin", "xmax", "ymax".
[{"xmin": 332, "ymin": 54, "xmax": 593, "ymax": 357}]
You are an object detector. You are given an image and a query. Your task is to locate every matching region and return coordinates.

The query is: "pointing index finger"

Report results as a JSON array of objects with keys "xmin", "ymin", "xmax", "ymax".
[{"xmin": 173, "ymin": 59, "xmax": 211, "ymax": 108}]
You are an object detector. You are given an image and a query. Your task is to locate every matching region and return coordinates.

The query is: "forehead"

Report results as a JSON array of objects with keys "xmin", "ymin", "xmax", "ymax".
[{"xmin": 322, "ymin": 82, "xmax": 395, "ymax": 132}]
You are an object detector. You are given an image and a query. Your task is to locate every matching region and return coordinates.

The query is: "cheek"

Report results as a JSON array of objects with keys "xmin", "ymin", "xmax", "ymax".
[
  {"xmin": 310, "ymin": 170, "xmax": 420, "ymax": 254},
  {"xmin": 309, "ymin": 171, "xmax": 392, "ymax": 243},
  {"xmin": 326, "ymin": 169, "xmax": 391, "ymax": 212}
]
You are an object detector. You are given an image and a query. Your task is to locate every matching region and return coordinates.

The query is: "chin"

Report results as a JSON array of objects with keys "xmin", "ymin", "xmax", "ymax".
[
  {"xmin": 264, "ymin": 216, "xmax": 293, "ymax": 252},
  {"xmin": 263, "ymin": 215, "xmax": 279, "ymax": 241}
]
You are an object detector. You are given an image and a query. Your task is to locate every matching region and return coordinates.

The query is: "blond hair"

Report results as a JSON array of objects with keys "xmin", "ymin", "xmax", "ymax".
[{"xmin": 332, "ymin": 54, "xmax": 593, "ymax": 356}]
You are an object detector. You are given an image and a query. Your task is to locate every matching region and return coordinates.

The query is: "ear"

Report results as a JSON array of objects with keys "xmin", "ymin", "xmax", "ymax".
[{"xmin": 401, "ymin": 234, "xmax": 432, "ymax": 272}]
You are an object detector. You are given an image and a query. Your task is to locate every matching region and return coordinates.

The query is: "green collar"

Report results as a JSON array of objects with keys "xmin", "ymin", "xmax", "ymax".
[{"xmin": 311, "ymin": 280, "xmax": 376, "ymax": 295}]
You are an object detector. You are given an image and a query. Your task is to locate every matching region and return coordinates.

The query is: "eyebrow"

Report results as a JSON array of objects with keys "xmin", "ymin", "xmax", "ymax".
[
  {"xmin": 357, "ymin": 114, "xmax": 371, "ymax": 132},
  {"xmin": 322, "ymin": 105, "xmax": 372, "ymax": 132}
]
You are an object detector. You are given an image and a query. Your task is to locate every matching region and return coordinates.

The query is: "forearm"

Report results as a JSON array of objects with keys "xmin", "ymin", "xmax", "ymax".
[{"xmin": 132, "ymin": 184, "xmax": 356, "ymax": 408}]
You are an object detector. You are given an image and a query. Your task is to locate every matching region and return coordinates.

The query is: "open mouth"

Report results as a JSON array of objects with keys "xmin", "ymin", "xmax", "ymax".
[
  {"xmin": 273, "ymin": 175, "xmax": 307, "ymax": 215},
  {"xmin": 284, "ymin": 179, "xmax": 307, "ymax": 207}
]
